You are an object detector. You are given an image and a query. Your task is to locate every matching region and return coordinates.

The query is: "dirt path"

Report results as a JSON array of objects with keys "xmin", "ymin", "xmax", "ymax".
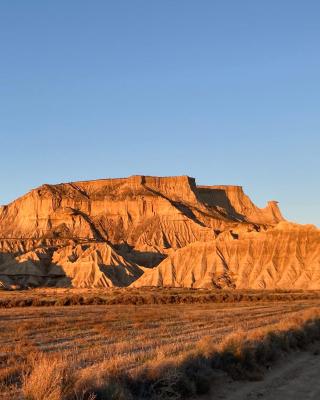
[{"xmin": 202, "ymin": 344, "xmax": 320, "ymax": 400}]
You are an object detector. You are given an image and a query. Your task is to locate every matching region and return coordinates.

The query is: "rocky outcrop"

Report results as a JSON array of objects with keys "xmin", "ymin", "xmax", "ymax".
[
  {"xmin": 51, "ymin": 242, "xmax": 144, "ymax": 287},
  {"xmin": 197, "ymin": 185, "xmax": 284, "ymax": 224},
  {"xmin": 0, "ymin": 175, "xmax": 318, "ymax": 289},
  {"xmin": 0, "ymin": 241, "xmax": 144, "ymax": 288},
  {"xmin": 0, "ymin": 176, "xmax": 216, "ymax": 248},
  {"xmin": 0, "ymin": 176, "xmax": 283, "ymax": 242},
  {"xmin": 132, "ymin": 223, "xmax": 320, "ymax": 289}
]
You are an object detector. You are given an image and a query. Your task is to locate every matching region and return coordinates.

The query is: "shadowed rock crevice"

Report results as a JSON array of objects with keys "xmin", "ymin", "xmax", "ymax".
[{"xmin": 0, "ymin": 253, "xmax": 72, "ymax": 289}]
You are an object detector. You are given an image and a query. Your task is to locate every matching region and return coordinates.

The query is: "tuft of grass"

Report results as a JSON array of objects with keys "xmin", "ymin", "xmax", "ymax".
[{"xmin": 22, "ymin": 355, "xmax": 68, "ymax": 400}]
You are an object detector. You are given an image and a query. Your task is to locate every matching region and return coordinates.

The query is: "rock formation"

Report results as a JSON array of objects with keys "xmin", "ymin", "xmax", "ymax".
[
  {"xmin": 132, "ymin": 223, "xmax": 320, "ymax": 289},
  {"xmin": 0, "ymin": 175, "xmax": 318, "ymax": 289}
]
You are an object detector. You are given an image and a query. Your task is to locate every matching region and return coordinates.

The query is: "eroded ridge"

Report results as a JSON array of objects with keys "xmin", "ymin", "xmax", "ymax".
[{"xmin": 0, "ymin": 175, "xmax": 318, "ymax": 289}]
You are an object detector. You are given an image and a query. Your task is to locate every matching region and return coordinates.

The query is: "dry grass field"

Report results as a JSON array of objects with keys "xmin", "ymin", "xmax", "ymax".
[{"xmin": 0, "ymin": 291, "xmax": 320, "ymax": 399}]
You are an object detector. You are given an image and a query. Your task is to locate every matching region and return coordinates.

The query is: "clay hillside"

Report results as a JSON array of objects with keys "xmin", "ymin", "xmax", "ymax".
[{"xmin": 0, "ymin": 175, "xmax": 319, "ymax": 289}]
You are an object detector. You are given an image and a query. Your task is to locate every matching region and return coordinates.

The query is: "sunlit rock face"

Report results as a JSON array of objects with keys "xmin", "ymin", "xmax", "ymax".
[
  {"xmin": 132, "ymin": 223, "xmax": 320, "ymax": 290},
  {"xmin": 0, "ymin": 175, "xmax": 318, "ymax": 289}
]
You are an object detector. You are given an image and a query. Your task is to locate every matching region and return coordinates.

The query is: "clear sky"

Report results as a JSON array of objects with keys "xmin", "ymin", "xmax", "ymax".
[{"xmin": 0, "ymin": 1, "xmax": 319, "ymax": 225}]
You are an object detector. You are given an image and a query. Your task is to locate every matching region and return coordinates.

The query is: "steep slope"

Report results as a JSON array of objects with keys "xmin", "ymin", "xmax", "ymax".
[
  {"xmin": 51, "ymin": 242, "xmax": 144, "ymax": 287},
  {"xmin": 0, "ymin": 248, "xmax": 54, "ymax": 288},
  {"xmin": 132, "ymin": 223, "xmax": 320, "ymax": 289},
  {"xmin": 0, "ymin": 241, "xmax": 144, "ymax": 288},
  {"xmin": 0, "ymin": 176, "xmax": 282, "ymax": 245},
  {"xmin": 197, "ymin": 185, "xmax": 284, "ymax": 224},
  {"xmin": 1, "ymin": 174, "xmax": 317, "ymax": 290},
  {"xmin": 0, "ymin": 176, "xmax": 217, "ymax": 251}
]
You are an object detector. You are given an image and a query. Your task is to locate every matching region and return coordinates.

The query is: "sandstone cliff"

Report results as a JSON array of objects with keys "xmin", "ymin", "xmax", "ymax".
[
  {"xmin": 197, "ymin": 185, "xmax": 284, "ymax": 224},
  {"xmin": 0, "ymin": 241, "xmax": 144, "ymax": 288},
  {"xmin": 132, "ymin": 223, "xmax": 320, "ymax": 290},
  {"xmin": 0, "ymin": 175, "xmax": 318, "ymax": 289}
]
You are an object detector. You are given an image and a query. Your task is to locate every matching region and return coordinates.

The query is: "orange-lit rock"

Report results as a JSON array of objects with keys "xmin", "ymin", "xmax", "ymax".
[
  {"xmin": 132, "ymin": 223, "xmax": 320, "ymax": 289},
  {"xmin": 0, "ymin": 175, "xmax": 318, "ymax": 289}
]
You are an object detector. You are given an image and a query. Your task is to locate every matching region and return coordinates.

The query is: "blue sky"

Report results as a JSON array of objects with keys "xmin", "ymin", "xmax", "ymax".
[{"xmin": 0, "ymin": 1, "xmax": 319, "ymax": 225}]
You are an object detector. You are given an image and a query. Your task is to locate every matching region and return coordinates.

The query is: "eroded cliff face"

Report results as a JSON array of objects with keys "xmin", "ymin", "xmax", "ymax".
[
  {"xmin": 132, "ymin": 223, "xmax": 320, "ymax": 290},
  {"xmin": 197, "ymin": 185, "xmax": 284, "ymax": 224},
  {"xmin": 0, "ymin": 175, "xmax": 318, "ymax": 289},
  {"xmin": 0, "ymin": 242, "xmax": 144, "ymax": 288}
]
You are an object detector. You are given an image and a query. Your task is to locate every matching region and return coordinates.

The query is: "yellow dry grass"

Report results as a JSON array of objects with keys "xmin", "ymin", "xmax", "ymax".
[{"xmin": 0, "ymin": 298, "xmax": 319, "ymax": 399}]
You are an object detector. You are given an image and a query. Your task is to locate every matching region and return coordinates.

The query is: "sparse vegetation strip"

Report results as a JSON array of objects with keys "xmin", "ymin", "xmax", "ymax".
[{"xmin": 1, "ymin": 288, "xmax": 320, "ymax": 308}]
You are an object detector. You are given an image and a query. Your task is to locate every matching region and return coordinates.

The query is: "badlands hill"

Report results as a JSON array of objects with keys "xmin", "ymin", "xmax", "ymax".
[{"xmin": 0, "ymin": 175, "xmax": 319, "ymax": 289}]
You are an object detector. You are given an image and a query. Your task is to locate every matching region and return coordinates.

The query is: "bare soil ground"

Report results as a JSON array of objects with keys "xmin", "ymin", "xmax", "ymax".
[{"xmin": 201, "ymin": 343, "xmax": 320, "ymax": 400}]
